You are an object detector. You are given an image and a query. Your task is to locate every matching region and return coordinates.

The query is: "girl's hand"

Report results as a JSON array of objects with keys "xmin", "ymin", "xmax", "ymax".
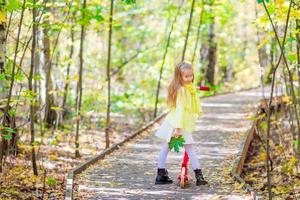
[{"xmin": 172, "ymin": 128, "xmax": 181, "ymax": 138}]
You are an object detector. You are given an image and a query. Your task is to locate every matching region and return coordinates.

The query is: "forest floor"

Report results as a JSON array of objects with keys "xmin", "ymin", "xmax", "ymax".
[
  {"xmin": 0, "ymin": 115, "xmax": 146, "ymax": 200},
  {"xmin": 74, "ymin": 87, "xmax": 277, "ymax": 200},
  {"xmin": 242, "ymin": 105, "xmax": 300, "ymax": 200}
]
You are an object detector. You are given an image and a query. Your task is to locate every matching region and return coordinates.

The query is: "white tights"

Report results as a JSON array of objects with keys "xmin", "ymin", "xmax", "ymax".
[{"xmin": 157, "ymin": 141, "xmax": 201, "ymax": 170}]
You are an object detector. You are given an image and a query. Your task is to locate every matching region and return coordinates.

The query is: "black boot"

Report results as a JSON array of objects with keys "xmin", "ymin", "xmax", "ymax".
[
  {"xmin": 155, "ymin": 168, "xmax": 173, "ymax": 184},
  {"xmin": 194, "ymin": 169, "xmax": 207, "ymax": 185}
]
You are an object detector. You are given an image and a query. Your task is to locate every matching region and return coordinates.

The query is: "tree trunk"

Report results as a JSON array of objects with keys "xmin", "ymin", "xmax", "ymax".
[
  {"xmin": 39, "ymin": 14, "xmax": 56, "ymax": 128},
  {"xmin": 105, "ymin": 0, "xmax": 114, "ymax": 149},
  {"xmin": 61, "ymin": 22, "xmax": 75, "ymax": 124},
  {"xmin": 191, "ymin": 3, "xmax": 204, "ymax": 65},
  {"xmin": 266, "ymin": 37, "xmax": 277, "ymax": 84},
  {"xmin": 296, "ymin": 20, "xmax": 300, "ymax": 106},
  {"xmin": 261, "ymin": 1, "xmax": 293, "ymax": 198},
  {"xmin": 29, "ymin": 0, "xmax": 38, "ymax": 175},
  {"xmin": 153, "ymin": 0, "xmax": 183, "ymax": 119},
  {"xmin": 0, "ymin": 0, "xmax": 6, "ymax": 173},
  {"xmin": 182, "ymin": 0, "xmax": 195, "ymax": 61},
  {"xmin": 205, "ymin": 3, "xmax": 217, "ymax": 86},
  {"xmin": 74, "ymin": 0, "xmax": 86, "ymax": 158},
  {"xmin": 0, "ymin": 0, "xmax": 25, "ymax": 172},
  {"xmin": 296, "ymin": 19, "xmax": 300, "ymax": 160},
  {"xmin": 44, "ymin": 25, "xmax": 56, "ymax": 127}
]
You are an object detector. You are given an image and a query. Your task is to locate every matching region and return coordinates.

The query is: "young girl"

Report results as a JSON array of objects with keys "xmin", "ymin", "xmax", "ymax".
[{"xmin": 154, "ymin": 61, "xmax": 207, "ymax": 186}]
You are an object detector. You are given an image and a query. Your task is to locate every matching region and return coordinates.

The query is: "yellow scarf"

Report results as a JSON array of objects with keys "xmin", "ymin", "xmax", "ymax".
[{"xmin": 183, "ymin": 82, "xmax": 201, "ymax": 115}]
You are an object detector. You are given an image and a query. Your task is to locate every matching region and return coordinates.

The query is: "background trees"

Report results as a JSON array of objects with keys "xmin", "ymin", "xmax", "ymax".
[{"xmin": 0, "ymin": 0, "xmax": 299, "ymax": 198}]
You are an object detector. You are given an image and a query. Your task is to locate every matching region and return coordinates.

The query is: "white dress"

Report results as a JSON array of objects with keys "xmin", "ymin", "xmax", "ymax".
[{"xmin": 154, "ymin": 119, "xmax": 195, "ymax": 144}]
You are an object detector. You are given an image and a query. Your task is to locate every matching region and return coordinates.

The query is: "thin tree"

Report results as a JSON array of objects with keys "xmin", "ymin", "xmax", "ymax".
[
  {"xmin": 205, "ymin": 1, "xmax": 217, "ymax": 86},
  {"xmin": 260, "ymin": 0, "xmax": 293, "ymax": 198},
  {"xmin": 1, "ymin": 0, "xmax": 26, "ymax": 172},
  {"xmin": 61, "ymin": 20, "xmax": 75, "ymax": 124},
  {"xmin": 0, "ymin": 0, "xmax": 6, "ymax": 173},
  {"xmin": 294, "ymin": 4, "xmax": 300, "ymax": 158},
  {"xmin": 105, "ymin": 0, "xmax": 114, "ymax": 148},
  {"xmin": 43, "ymin": 39, "xmax": 56, "ymax": 126},
  {"xmin": 182, "ymin": 0, "xmax": 196, "ymax": 61},
  {"xmin": 254, "ymin": 2, "xmax": 266, "ymax": 98},
  {"xmin": 191, "ymin": 3, "xmax": 205, "ymax": 65},
  {"xmin": 29, "ymin": 0, "xmax": 38, "ymax": 175},
  {"xmin": 296, "ymin": 20, "xmax": 300, "ymax": 107},
  {"xmin": 262, "ymin": 0, "xmax": 300, "ymax": 161},
  {"xmin": 74, "ymin": 0, "xmax": 87, "ymax": 158},
  {"xmin": 153, "ymin": 0, "xmax": 184, "ymax": 119}
]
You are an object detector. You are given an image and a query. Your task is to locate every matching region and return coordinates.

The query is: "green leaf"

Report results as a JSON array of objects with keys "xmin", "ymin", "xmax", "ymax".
[
  {"xmin": 260, "ymin": 121, "xmax": 267, "ymax": 131},
  {"xmin": 93, "ymin": 5, "xmax": 104, "ymax": 22},
  {"xmin": 15, "ymin": 71, "xmax": 24, "ymax": 81},
  {"xmin": 3, "ymin": 134, "xmax": 12, "ymax": 140},
  {"xmin": 7, "ymin": 0, "xmax": 22, "ymax": 11},
  {"xmin": 122, "ymin": 0, "xmax": 136, "ymax": 4},
  {"xmin": 247, "ymin": 115, "xmax": 257, "ymax": 121},
  {"xmin": 0, "ymin": 73, "xmax": 5, "ymax": 81},
  {"xmin": 32, "ymin": 141, "xmax": 41, "ymax": 146},
  {"xmin": 94, "ymin": 14, "xmax": 104, "ymax": 22},
  {"xmin": 5, "ymin": 127, "xmax": 15, "ymax": 133},
  {"xmin": 287, "ymin": 37, "xmax": 296, "ymax": 43},
  {"xmin": 51, "ymin": 106, "xmax": 64, "ymax": 111},
  {"xmin": 47, "ymin": 177, "xmax": 57, "ymax": 186},
  {"xmin": 8, "ymin": 109, "xmax": 16, "ymax": 117},
  {"xmin": 47, "ymin": 139, "xmax": 58, "ymax": 146},
  {"xmin": 22, "ymin": 90, "xmax": 36, "ymax": 100},
  {"xmin": 292, "ymin": 140, "xmax": 298, "ymax": 146},
  {"xmin": 287, "ymin": 54, "xmax": 297, "ymax": 62},
  {"xmin": 113, "ymin": 24, "xmax": 122, "ymax": 31},
  {"xmin": 168, "ymin": 135, "xmax": 185, "ymax": 153},
  {"xmin": 257, "ymin": 0, "xmax": 269, "ymax": 3},
  {"xmin": 77, "ymin": 8, "xmax": 93, "ymax": 26}
]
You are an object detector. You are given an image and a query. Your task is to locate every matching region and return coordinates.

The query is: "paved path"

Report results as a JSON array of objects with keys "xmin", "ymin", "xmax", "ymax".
[{"xmin": 75, "ymin": 87, "xmax": 276, "ymax": 200}]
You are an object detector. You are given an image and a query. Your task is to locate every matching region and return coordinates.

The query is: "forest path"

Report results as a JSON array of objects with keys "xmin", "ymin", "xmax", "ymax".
[{"xmin": 75, "ymin": 86, "xmax": 277, "ymax": 200}]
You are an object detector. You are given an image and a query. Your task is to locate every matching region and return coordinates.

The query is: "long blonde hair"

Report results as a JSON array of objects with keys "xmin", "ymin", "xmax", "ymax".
[{"xmin": 167, "ymin": 61, "xmax": 194, "ymax": 108}]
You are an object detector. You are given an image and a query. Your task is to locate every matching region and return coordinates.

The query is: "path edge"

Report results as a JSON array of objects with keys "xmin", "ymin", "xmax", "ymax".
[{"xmin": 231, "ymin": 96, "xmax": 284, "ymax": 200}]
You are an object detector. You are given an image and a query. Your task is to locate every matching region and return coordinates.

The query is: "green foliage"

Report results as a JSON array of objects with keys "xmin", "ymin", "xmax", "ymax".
[
  {"xmin": 168, "ymin": 135, "xmax": 185, "ymax": 153},
  {"xmin": 22, "ymin": 90, "xmax": 36, "ymax": 100},
  {"xmin": 287, "ymin": 53, "xmax": 297, "ymax": 62},
  {"xmin": 93, "ymin": 5, "xmax": 104, "ymax": 22},
  {"xmin": 3, "ymin": 134, "xmax": 12, "ymax": 140},
  {"xmin": 4, "ymin": 127, "xmax": 15, "ymax": 133},
  {"xmin": 0, "ymin": 72, "xmax": 5, "ymax": 81},
  {"xmin": 260, "ymin": 121, "xmax": 267, "ymax": 131},
  {"xmin": 74, "ymin": 4, "xmax": 105, "ymax": 26},
  {"xmin": 47, "ymin": 139, "xmax": 58, "ymax": 146},
  {"xmin": 1, "ymin": 127, "xmax": 15, "ymax": 141},
  {"xmin": 122, "ymin": 0, "xmax": 136, "ymax": 4},
  {"xmin": 6, "ymin": 0, "xmax": 22, "ymax": 11},
  {"xmin": 81, "ymin": 93, "xmax": 99, "ymax": 114},
  {"xmin": 257, "ymin": 0, "xmax": 269, "ymax": 3},
  {"xmin": 292, "ymin": 139, "xmax": 298, "ymax": 147},
  {"xmin": 8, "ymin": 108, "xmax": 16, "ymax": 117},
  {"xmin": 32, "ymin": 141, "xmax": 40, "ymax": 146},
  {"xmin": 46, "ymin": 177, "xmax": 57, "ymax": 186},
  {"xmin": 15, "ymin": 71, "xmax": 24, "ymax": 82},
  {"xmin": 281, "ymin": 156, "xmax": 297, "ymax": 176},
  {"xmin": 50, "ymin": 106, "xmax": 64, "ymax": 111}
]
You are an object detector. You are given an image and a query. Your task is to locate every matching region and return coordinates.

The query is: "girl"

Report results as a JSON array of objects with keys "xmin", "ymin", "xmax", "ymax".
[{"xmin": 154, "ymin": 61, "xmax": 207, "ymax": 186}]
